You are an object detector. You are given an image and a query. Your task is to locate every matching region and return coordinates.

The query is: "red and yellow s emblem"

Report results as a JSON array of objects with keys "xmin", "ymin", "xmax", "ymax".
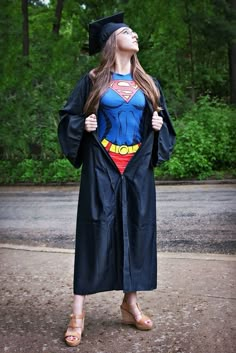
[{"xmin": 110, "ymin": 80, "xmax": 139, "ymax": 102}]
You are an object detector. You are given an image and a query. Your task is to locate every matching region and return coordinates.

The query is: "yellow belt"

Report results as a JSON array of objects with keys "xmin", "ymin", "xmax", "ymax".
[{"xmin": 101, "ymin": 138, "xmax": 141, "ymax": 155}]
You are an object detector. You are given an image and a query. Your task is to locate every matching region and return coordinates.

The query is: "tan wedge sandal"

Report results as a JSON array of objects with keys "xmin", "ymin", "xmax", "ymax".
[
  {"xmin": 120, "ymin": 301, "xmax": 153, "ymax": 331},
  {"xmin": 64, "ymin": 312, "xmax": 85, "ymax": 347}
]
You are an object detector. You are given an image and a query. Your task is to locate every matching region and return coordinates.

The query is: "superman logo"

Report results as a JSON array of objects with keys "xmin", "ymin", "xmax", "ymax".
[{"xmin": 110, "ymin": 80, "xmax": 139, "ymax": 102}]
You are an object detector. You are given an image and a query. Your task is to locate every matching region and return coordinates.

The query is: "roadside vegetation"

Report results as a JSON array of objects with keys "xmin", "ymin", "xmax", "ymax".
[{"xmin": 1, "ymin": 0, "xmax": 235, "ymax": 183}]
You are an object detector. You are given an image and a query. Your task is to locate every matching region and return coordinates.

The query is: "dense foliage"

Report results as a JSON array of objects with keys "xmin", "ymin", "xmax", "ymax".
[
  {"xmin": 0, "ymin": 0, "xmax": 236, "ymax": 183},
  {"xmin": 155, "ymin": 96, "xmax": 236, "ymax": 180}
]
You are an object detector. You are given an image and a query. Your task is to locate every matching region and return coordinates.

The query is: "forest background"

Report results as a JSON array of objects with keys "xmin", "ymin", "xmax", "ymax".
[{"xmin": 0, "ymin": 0, "xmax": 236, "ymax": 184}]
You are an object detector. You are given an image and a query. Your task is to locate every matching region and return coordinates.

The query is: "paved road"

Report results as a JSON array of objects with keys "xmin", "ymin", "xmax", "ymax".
[
  {"xmin": 1, "ymin": 248, "xmax": 235, "ymax": 353},
  {"xmin": 1, "ymin": 184, "xmax": 236, "ymax": 353},
  {"xmin": 0, "ymin": 184, "xmax": 236, "ymax": 253}
]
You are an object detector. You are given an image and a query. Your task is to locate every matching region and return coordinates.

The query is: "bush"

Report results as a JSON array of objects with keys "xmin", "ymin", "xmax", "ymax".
[
  {"xmin": 0, "ymin": 159, "xmax": 81, "ymax": 184},
  {"xmin": 155, "ymin": 96, "xmax": 236, "ymax": 179}
]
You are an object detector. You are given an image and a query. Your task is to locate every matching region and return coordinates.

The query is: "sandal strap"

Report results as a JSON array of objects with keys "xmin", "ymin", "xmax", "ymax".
[
  {"xmin": 121, "ymin": 301, "xmax": 143, "ymax": 314},
  {"xmin": 70, "ymin": 312, "xmax": 85, "ymax": 319},
  {"xmin": 67, "ymin": 312, "xmax": 85, "ymax": 329},
  {"xmin": 121, "ymin": 301, "xmax": 151, "ymax": 322},
  {"xmin": 136, "ymin": 314, "xmax": 151, "ymax": 324},
  {"xmin": 65, "ymin": 331, "xmax": 81, "ymax": 339},
  {"xmin": 67, "ymin": 323, "xmax": 82, "ymax": 329}
]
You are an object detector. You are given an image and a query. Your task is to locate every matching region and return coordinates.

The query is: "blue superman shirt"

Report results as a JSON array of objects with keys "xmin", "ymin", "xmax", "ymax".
[{"xmin": 97, "ymin": 73, "xmax": 145, "ymax": 146}]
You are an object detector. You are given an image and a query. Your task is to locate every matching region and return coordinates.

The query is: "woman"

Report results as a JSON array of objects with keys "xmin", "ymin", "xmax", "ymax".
[{"xmin": 58, "ymin": 13, "xmax": 176, "ymax": 347}]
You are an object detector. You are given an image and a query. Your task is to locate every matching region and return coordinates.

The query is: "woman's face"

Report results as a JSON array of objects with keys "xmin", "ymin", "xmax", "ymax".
[{"xmin": 115, "ymin": 27, "xmax": 139, "ymax": 53}]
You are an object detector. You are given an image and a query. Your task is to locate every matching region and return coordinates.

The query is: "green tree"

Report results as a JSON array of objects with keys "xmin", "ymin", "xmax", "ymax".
[{"xmin": 0, "ymin": 0, "xmax": 235, "ymax": 182}]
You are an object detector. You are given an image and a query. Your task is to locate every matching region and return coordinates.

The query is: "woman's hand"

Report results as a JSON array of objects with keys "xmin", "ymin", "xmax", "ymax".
[
  {"xmin": 152, "ymin": 111, "xmax": 163, "ymax": 131},
  {"xmin": 85, "ymin": 114, "xmax": 97, "ymax": 132}
]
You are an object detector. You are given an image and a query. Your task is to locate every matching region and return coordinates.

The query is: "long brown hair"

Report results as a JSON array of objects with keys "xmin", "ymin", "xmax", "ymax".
[{"xmin": 84, "ymin": 31, "xmax": 161, "ymax": 115}]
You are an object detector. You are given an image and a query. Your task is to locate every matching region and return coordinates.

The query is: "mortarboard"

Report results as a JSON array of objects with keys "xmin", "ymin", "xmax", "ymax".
[{"xmin": 89, "ymin": 12, "xmax": 128, "ymax": 55}]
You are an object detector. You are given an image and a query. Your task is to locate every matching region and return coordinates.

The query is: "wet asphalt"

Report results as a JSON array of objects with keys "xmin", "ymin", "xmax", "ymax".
[{"xmin": 0, "ymin": 183, "xmax": 235, "ymax": 254}]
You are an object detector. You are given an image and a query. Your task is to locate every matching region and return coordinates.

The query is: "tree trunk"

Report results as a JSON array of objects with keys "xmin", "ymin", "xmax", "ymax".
[
  {"xmin": 22, "ymin": 0, "xmax": 29, "ymax": 56},
  {"xmin": 184, "ymin": 0, "xmax": 196, "ymax": 102},
  {"xmin": 229, "ymin": 0, "xmax": 236, "ymax": 104},
  {"xmin": 52, "ymin": 0, "xmax": 64, "ymax": 35}
]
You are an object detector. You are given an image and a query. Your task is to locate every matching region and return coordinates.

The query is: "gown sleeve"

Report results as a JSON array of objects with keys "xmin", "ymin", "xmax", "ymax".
[
  {"xmin": 58, "ymin": 74, "xmax": 92, "ymax": 168},
  {"xmin": 152, "ymin": 78, "xmax": 176, "ymax": 166}
]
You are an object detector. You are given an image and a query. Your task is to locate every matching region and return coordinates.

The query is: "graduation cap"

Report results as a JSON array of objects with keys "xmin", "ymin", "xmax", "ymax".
[{"xmin": 89, "ymin": 12, "xmax": 128, "ymax": 55}]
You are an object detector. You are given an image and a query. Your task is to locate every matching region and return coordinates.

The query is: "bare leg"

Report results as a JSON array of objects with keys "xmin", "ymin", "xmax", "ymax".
[
  {"xmin": 73, "ymin": 294, "xmax": 85, "ymax": 315},
  {"xmin": 123, "ymin": 291, "xmax": 137, "ymax": 305},
  {"xmin": 65, "ymin": 294, "xmax": 85, "ymax": 343}
]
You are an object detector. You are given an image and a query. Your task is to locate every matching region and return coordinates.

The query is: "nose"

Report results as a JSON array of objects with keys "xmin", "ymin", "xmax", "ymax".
[{"xmin": 132, "ymin": 32, "xmax": 138, "ymax": 40}]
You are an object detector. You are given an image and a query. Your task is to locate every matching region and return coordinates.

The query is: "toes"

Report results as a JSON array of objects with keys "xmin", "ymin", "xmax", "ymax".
[{"xmin": 66, "ymin": 336, "xmax": 78, "ymax": 342}]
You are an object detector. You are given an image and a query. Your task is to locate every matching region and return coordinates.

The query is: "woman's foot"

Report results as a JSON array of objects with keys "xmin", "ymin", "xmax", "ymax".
[
  {"xmin": 64, "ymin": 313, "xmax": 85, "ymax": 347},
  {"xmin": 120, "ymin": 299, "xmax": 153, "ymax": 330}
]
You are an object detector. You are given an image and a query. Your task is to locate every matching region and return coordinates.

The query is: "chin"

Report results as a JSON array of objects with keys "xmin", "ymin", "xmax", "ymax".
[
  {"xmin": 132, "ymin": 47, "xmax": 139, "ymax": 54},
  {"xmin": 118, "ymin": 46, "xmax": 139, "ymax": 55}
]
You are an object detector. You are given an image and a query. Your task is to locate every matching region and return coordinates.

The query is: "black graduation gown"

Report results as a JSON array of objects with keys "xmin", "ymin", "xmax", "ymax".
[{"xmin": 58, "ymin": 73, "xmax": 176, "ymax": 295}]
